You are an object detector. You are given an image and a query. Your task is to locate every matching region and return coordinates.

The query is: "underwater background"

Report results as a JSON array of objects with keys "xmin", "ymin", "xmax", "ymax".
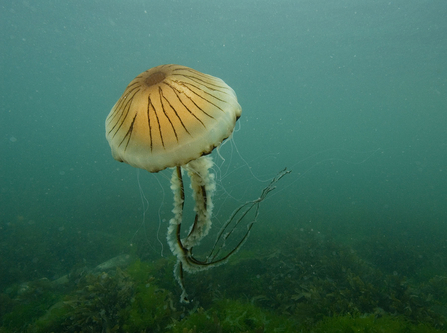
[{"xmin": 1, "ymin": 0, "xmax": 446, "ymax": 332}]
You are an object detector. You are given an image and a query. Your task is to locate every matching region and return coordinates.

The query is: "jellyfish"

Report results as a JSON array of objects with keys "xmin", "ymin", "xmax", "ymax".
[{"xmin": 106, "ymin": 64, "xmax": 289, "ymax": 302}]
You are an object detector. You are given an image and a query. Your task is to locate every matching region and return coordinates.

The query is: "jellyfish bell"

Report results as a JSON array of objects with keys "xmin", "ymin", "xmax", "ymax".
[
  {"xmin": 106, "ymin": 64, "xmax": 289, "ymax": 303},
  {"xmin": 106, "ymin": 64, "xmax": 241, "ymax": 173}
]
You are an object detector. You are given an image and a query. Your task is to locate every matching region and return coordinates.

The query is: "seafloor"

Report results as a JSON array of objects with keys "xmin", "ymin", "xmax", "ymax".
[{"xmin": 1, "ymin": 216, "xmax": 446, "ymax": 333}]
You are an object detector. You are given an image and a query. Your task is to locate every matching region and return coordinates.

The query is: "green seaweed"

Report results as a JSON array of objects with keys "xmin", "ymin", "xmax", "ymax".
[
  {"xmin": 0, "ymin": 279, "xmax": 61, "ymax": 332},
  {"xmin": 313, "ymin": 314, "xmax": 443, "ymax": 333},
  {"xmin": 26, "ymin": 268, "xmax": 133, "ymax": 332},
  {"xmin": 168, "ymin": 299, "xmax": 298, "ymax": 333},
  {"xmin": 122, "ymin": 283, "xmax": 176, "ymax": 331},
  {"xmin": 181, "ymin": 229, "xmax": 447, "ymax": 330},
  {"xmin": 2, "ymin": 226, "xmax": 447, "ymax": 333}
]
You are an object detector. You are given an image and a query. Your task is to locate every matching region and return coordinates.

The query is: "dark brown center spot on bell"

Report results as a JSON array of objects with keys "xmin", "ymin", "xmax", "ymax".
[{"xmin": 145, "ymin": 71, "xmax": 166, "ymax": 86}]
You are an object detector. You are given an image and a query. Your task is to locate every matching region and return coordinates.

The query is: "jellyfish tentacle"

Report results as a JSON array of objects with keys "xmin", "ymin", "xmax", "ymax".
[
  {"xmin": 207, "ymin": 167, "xmax": 291, "ymax": 262},
  {"xmin": 186, "ymin": 185, "xmax": 207, "ymax": 240},
  {"xmin": 177, "ymin": 166, "xmax": 185, "ymax": 207},
  {"xmin": 182, "ymin": 155, "xmax": 215, "ymax": 251},
  {"xmin": 175, "ymin": 166, "xmax": 186, "ymax": 253},
  {"xmin": 167, "ymin": 166, "xmax": 191, "ymax": 303},
  {"xmin": 166, "ymin": 166, "xmax": 187, "ymax": 260},
  {"xmin": 166, "ymin": 156, "xmax": 216, "ymax": 302},
  {"xmin": 168, "ymin": 164, "xmax": 290, "ymax": 303},
  {"xmin": 175, "ymin": 261, "xmax": 189, "ymax": 303}
]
